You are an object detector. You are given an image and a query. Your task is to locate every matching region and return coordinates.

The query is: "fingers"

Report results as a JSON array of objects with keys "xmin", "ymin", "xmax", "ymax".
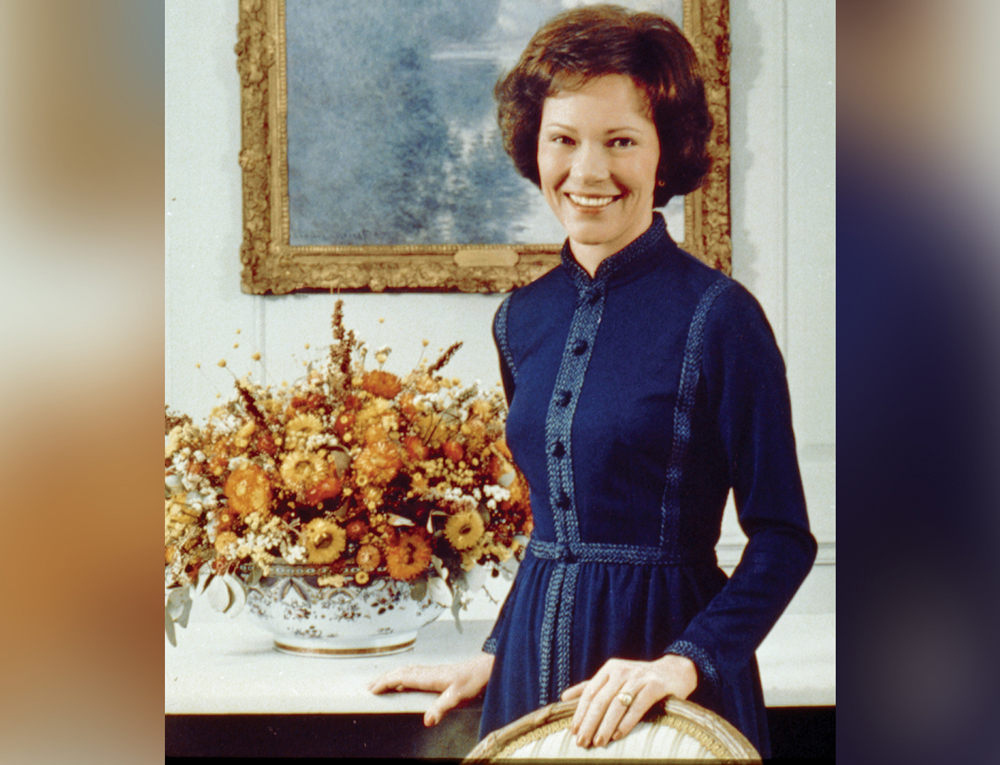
[
  {"xmin": 611, "ymin": 685, "xmax": 662, "ymax": 741},
  {"xmin": 423, "ymin": 680, "xmax": 467, "ymax": 727},
  {"xmin": 572, "ymin": 671, "xmax": 627, "ymax": 748},
  {"xmin": 368, "ymin": 665, "xmax": 449, "ymax": 695},
  {"xmin": 569, "ymin": 669, "xmax": 609, "ymax": 737},
  {"xmin": 560, "ymin": 681, "xmax": 587, "ymax": 701}
]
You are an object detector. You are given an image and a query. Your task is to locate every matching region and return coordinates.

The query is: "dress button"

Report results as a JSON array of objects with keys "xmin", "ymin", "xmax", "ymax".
[
  {"xmin": 557, "ymin": 390, "xmax": 572, "ymax": 406},
  {"xmin": 556, "ymin": 493, "xmax": 571, "ymax": 509},
  {"xmin": 572, "ymin": 339, "xmax": 588, "ymax": 356},
  {"xmin": 587, "ymin": 290, "xmax": 602, "ymax": 306},
  {"xmin": 551, "ymin": 441, "xmax": 565, "ymax": 458}
]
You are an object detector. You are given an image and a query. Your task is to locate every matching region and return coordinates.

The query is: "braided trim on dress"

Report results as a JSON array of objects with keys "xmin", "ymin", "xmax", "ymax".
[
  {"xmin": 660, "ymin": 278, "xmax": 735, "ymax": 550},
  {"xmin": 494, "ymin": 296, "xmax": 517, "ymax": 382},
  {"xmin": 664, "ymin": 639, "xmax": 721, "ymax": 694}
]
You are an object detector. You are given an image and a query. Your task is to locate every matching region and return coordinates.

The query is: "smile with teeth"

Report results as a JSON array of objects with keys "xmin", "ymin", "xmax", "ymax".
[{"xmin": 567, "ymin": 193, "xmax": 621, "ymax": 208}]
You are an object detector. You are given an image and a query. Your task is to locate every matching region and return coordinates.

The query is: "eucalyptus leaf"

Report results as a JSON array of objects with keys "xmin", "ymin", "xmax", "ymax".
[
  {"xmin": 409, "ymin": 578, "xmax": 428, "ymax": 601},
  {"xmin": 176, "ymin": 590, "xmax": 194, "ymax": 628},
  {"xmin": 450, "ymin": 592, "xmax": 463, "ymax": 634},
  {"xmin": 166, "ymin": 586, "xmax": 191, "ymax": 619},
  {"xmin": 204, "ymin": 574, "xmax": 234, "ymax": 613},
  {"xmin": 386, "ymin": 513, "xmax": 415, "ymax": 527},
  {"xmin": 249, "ymin": 565, "xmax": 263, "ymax": 586},
  {"xmin": 223, "ymin": 575, "xmax": 247, "ymax": 617},
  {"xmin": 428, "ymin": 576, "xmax": 452, "ymax": 607},
  {"xmin": 200, "ymin": 571, "xmax": 216, "ymax": 594},
  {"xmin": 165, "ymin": 607, "xmax": 177, "ymax": 647}
]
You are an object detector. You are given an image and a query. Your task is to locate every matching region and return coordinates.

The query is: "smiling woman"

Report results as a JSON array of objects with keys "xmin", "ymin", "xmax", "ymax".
[
  {"xmin": 537, "ymin": 75, "xmax": 662, "ymax": 275},
  {"xmin": 370, "ymin": 6, "xmax": 815, "ymax": 759}
]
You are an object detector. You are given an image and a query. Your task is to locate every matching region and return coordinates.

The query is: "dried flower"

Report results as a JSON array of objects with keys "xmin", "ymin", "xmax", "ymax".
[
  {"xmin": 444, "ymin": 509, "xmax": 485, "ymax": 551},
  {"xmin": 362, "ymin": 370, "xmax": 402, "ymax": 400},
  {"xmin": 385, "ymin": 531, "xmax": 433, "ymax": 581},
  {"xmin": 356, "ymin": 544, "xmax": 381, "ymax": 572},
  {"xmin": 354, "ymin": 441, "xmax": 403, "ymax": 486},
  {"xmin": 355, "ymin": 571, "xmax": 370, "ymax": 585},
  {"xmin": 223, "ymin": 464, "xmax": 272, "ymax": 516},
  {"xmin": 280, "ymin": 451, "xmax": 328, "ymax": 493},
  {"xmin": 301, "ymin": 519, "xmax": 347, "ymax": 564},
  {"xmin": 214, "ymin": 531, "xmax": 238, "ymax": 555}
]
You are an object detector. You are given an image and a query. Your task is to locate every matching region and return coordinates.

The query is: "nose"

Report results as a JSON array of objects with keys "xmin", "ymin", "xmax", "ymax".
[{"xmin": 570, "ymin": 142, "xmax": 610, "ymax": 185}]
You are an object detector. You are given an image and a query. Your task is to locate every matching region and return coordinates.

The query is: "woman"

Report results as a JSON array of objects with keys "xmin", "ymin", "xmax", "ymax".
[{"xmin": 370, "ymin": 6, "xmax": 816, "ymax": 756}]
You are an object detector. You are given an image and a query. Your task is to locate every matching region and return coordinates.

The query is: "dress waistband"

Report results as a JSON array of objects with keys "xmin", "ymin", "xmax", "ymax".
[{"xmin": 527, "ymin": 538, "xmax": 715, "ymax": 566}]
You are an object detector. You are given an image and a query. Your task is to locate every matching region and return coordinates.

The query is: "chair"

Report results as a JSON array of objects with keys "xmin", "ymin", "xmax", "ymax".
[{"xmin": 465, "ymin": 697, "xmax": 762, "ymax": 761}]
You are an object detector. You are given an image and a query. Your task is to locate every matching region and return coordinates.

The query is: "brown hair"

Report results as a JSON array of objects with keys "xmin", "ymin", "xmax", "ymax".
[{"xmin": 495, "ymin": 4, "xmax": 713, "ymax": 207}]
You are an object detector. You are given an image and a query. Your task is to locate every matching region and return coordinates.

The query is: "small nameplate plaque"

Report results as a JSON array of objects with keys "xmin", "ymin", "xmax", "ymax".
[{"xmin": 453, "ymin": 248, "xmax": 520, "ymax": 268}]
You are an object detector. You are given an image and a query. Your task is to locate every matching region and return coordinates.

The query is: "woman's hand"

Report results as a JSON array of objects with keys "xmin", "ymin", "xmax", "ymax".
[
  {"xmin": 368, "ymin": 653, "xmax": 494, "ymax": 727},
  {"xmin": 560, "ymin": 654, "xmax": 698, "ymax": 748}
]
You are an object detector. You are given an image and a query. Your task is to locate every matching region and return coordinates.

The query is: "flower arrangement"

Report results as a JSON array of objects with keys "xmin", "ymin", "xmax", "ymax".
[{"xmin": 165, "ymin": 301, "xmax": 532, "ymax": 644}]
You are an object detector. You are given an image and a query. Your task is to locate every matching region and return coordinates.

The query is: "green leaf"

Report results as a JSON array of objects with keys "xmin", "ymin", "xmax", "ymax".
[{"xmin": 164, "ymin": 607, "xmax": 177, "ymax": 647}]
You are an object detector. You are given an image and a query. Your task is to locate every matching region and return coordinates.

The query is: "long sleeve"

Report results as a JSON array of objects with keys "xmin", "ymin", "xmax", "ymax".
[{"xmin": 664, "ymin": 285, "xmax": 817, "ymax": 694}]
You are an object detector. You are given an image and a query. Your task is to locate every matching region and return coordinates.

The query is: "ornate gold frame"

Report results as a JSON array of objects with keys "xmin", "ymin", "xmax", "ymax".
[{"xmin": 236, "ymin": 0, "xmax": 730, "ymax": 294}]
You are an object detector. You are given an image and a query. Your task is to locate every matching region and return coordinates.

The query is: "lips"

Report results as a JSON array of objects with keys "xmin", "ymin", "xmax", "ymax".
[{"xmin": 567, "ymin": 192, "xmax": 622, "ymax": 209}]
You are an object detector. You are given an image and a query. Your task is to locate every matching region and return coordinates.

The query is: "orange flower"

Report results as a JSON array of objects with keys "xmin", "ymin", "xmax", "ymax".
[
  {"xmin": 354, "ymin": 441, "xmax": 403, "ymax": 486},
  {"xmin": 224, "ymin": 463, "xmax": 272, "ymax": 516},
  {"xmin": 362, "ymin": 370, "xmax": 402, "ymax": 399},
  {"xmin": 442, "ymin": 440, "xmax": 464, "ymax": 464},
  {"xmin": 385, "ymin": 531, "xmax": 433, "ymax": 581},
  {"xmin": 403, "ymin": 435, "xmax": 430, "ymax": 462},
  {"xmin": 333, "ymin": 411, "xmax": 356, "ymax": 438},
  {"xmin": 345, "ymin": 519, "xmax": 369, "ymax": 541},
  {"xmin": 303, "ymin": 475, "xmax": 342, "ymax": 507}
]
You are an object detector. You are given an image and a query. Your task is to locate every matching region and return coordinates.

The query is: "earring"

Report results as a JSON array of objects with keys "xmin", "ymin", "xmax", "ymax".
[{"xmin": 656, "ymin": 179, "xmax": 666, "ymax": 187}]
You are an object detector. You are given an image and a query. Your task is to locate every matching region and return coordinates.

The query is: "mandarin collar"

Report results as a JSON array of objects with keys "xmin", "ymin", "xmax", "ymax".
[{"xmin": 560, "ymin": 213, "xmax": 670, "ymax": 293}]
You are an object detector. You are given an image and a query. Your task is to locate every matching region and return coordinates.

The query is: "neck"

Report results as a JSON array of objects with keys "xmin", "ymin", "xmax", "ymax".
[{"xmin": 570, "ymin": 245, "xmax": 613, "ymax": 278}]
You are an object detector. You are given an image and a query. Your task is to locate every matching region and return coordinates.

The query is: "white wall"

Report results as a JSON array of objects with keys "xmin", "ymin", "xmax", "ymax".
[{"xmin": 166, "ymin": 0, "xmax": 834, "ymax": 617}]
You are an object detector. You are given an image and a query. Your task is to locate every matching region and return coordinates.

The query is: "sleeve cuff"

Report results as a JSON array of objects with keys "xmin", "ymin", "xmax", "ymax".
[
  {"xmin": 663, "ymin": 639, "xmax": 720, "ymax": 694},
  {"xmin": 482, "ymin": 636, "xmax": 498, "ymax": 655}
]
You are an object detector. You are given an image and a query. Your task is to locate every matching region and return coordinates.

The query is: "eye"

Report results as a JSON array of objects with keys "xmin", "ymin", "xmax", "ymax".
[
  {"xmin": 551, "ymin": 135, "xmax": 575, "ymax": 146},
  {"xmin": 609, "ymin": 137, "xmax": 635, "ymax": 148}
]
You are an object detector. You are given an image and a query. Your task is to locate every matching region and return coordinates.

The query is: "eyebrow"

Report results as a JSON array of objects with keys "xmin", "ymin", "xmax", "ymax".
[{"xmin": 540, "ymin": 122, "xmax": 645, "ymax": 135}]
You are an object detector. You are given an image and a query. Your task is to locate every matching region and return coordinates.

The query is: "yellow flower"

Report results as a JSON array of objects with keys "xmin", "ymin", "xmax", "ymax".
[
  {"xmin": 280, "ymin": 451, "xmax": 327, "ymax": 493},
  {"xmin": 355, "ymin": 571, "xmax": 370, "ymax": 585},
  {"xmin": 301, "ymin": 518, "xmax": 347, "ymax": 564},
  {"xmin": 444, "ymin": 509, "xmax": 484, "ymax": 551},
  {"xmin": 214, "ymin": 531, "xmax": 238, "ymax": 555},
  {"xmin": 318, "ymin": 574, "xmax": 346, "ymax": 588},
  {"xmin": 285, "ymin": 413, "xmax": 322, "ymax": 450}
]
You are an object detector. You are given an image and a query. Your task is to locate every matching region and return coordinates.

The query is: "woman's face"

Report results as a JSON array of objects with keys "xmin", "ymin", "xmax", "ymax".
[{"xmin": 537, "ymin": 74, "xmax": 660, "ymax": 269}]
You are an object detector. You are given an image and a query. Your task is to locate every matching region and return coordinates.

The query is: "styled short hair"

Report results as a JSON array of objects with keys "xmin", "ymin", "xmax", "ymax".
[{"xmin": 495, "ymin": 4, "xmax": 713, "ymax": 207}]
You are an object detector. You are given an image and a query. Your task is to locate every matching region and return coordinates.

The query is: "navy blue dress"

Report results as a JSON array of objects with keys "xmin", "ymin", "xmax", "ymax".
[{"xmin": 478, "ymin": 214, "xmax": 817, "ymax": 757}]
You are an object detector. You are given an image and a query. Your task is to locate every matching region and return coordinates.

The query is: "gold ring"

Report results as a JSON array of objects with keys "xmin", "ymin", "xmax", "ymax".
[{"xmin": 616, "ymin": 691, "xmax": 634, "ymax": 707}]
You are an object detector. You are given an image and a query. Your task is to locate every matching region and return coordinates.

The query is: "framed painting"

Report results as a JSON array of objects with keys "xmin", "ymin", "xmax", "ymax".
[{"xmin": 236, "ymin": 0, "xmax": 731, "ymax": 293}]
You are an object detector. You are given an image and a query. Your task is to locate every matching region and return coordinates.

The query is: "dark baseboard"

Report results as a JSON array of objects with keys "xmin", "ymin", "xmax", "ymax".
[{"xmin": 166, "ymin": 705, "xmax": 835, "ymax": 760}]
